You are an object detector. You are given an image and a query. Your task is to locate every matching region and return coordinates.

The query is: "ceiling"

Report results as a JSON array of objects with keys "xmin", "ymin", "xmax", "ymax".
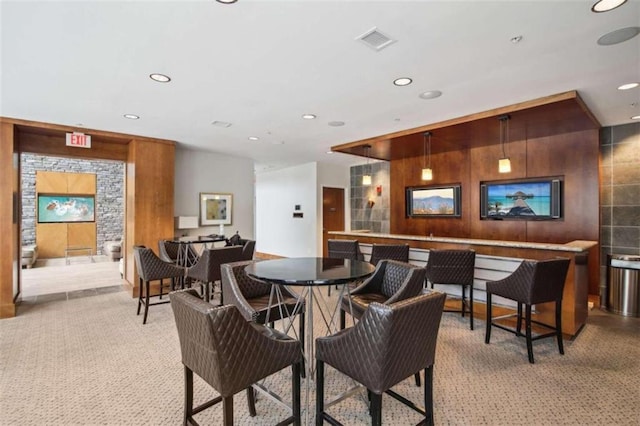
[{"xmin": 2, "ymin": 1, "xmax": 639, "ymax": 172}]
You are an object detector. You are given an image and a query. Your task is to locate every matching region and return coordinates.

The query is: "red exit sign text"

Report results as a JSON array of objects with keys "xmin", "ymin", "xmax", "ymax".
[{"xmin": 65, "ymin": 132, "xmax": 92, "ymax": 149}]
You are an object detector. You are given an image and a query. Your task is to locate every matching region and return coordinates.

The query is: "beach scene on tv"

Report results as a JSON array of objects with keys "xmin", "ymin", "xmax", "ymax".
[
  {"xmin": 38, "ymin": 195, "xmax": 95, "ymax": 223},
  {"xmin": 487, "ymin": 182, "xmax": 551, "ymax": 217},
  {"xmin": 411, "ymin": 188, "xmax": 455, "ymax": 215}
]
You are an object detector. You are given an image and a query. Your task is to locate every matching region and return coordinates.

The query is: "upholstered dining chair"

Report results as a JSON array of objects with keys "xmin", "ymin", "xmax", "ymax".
[
  {"xmin": 339, "ymin": 259, "xmax": 426, "ymax": 330},
  {"xmin": 185, "ymin": 245, "xmax": 244, "ymax": 304},
  {"xmin": 221, "ymin": 260, "xmax": 305, "ymax": 355},
  {"xmin": 170, "ymin": 289, "xmax": 302, "ymax": 426},
  {"xmin": 158, "ymin": 239, "xmax": 198, "ymax": 265},
  {"xmin": 238, "ymin": 239, "xmax": 256, "ymax": 261},
  {"xmin": 426, "ymin": 249, "xmax": 476, "ymax": 330},
  {"xmin": 368, "ymin": 243, "xmax": 410, "ymax": 266},
  {"xmin": 326, "ymin": 239, "xmax": 364, "ymax": 296},
  {"xmin": 316, "ymin": 290, "xmax": 446, "ymax": 426},
  {"xmin": 485, "ymin": 258, "xmax": 570, "ymax": 364},
  {"xmin": 133, "ymin": 245, "xmax": 185, "ymax": 324}
]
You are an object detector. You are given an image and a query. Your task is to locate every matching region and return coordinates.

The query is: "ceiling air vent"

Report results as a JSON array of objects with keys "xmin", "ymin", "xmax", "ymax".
[{"xmin": 356, "ymin": 27, "xmax": 396, "ymax": 51}]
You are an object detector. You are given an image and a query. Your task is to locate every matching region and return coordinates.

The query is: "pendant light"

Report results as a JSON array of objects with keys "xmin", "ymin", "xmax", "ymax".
[
  {"xmin": 421, "ymin": 131, "xmax": 433, "ymax": 180},
  {"xmin": 498, "ymin": 115, "xmax": 511, "ymax": 173},
  {"xmin": 362, "ymin": 144, "xmax": 372, "ymax": 186}
]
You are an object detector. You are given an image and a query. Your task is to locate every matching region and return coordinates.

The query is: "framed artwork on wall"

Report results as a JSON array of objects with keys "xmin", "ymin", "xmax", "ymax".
[
  {"xmin": 37, "ymin": 193, "xmax": 96, "ymax": 223},
  {"xmin": 406, "ymin": 184, "xmax": 461, "ymax": 217},
  {"xmin": 200, "ymin": 192, "xmax": 232, "ymax": 226}
]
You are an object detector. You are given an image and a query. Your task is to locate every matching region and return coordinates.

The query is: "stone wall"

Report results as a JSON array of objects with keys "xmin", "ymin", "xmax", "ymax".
[
  {"xmin": 21, "ymin": 154, "xmax": 125, "ymax": 254},
  {"xmin": 599, "ymin": 122, "xmax": 640, "ymax": 293},
  {"xmin": 350, "ymin": 161, "xmax": 390, "ymax": 233}
]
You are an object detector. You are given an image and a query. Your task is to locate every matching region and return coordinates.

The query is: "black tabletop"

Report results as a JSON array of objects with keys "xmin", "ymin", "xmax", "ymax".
[
  {"xmin": 245, "ymin": 257, "xmax": 375, "ymax": 286},
  {"xmin": 171, "ymin": 234, "xmax": 227, "ymax": 244}
]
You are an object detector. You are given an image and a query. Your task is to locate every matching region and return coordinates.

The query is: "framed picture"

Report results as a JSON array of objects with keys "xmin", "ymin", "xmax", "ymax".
[
  {"xmin": 37, "ymin": 193, "xmax": 96, "ymax": 223},
  {"xmin": 406, "ymin": 184, "xmax": 461, "ymax": 217},
  {"xmin": 200, "ymin": 192, "xmax": 232, "ymax": 226}
]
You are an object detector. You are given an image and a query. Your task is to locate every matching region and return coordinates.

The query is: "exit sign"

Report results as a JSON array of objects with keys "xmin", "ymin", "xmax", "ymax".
[{"xmin": 66, "ymin": 132, "xmax": 91, "ymax": 148}]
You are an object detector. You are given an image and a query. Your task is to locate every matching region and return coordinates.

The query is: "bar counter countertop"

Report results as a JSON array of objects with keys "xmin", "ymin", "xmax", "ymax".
[{"xmin": 328, "ymin": 231, "xmax": 598, "ymax": 337}]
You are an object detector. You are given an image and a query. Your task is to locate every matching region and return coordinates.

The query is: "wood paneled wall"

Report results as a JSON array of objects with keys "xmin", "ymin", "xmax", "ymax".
[
  {"xmin": 0, "ymin": 117, "xmax": 176, "ymax": 318},
  {"xmin": 35, "ymin": 171, "xmax": 97, "ymax": 258},
  {"xmin": 391, "ymin": 127, "xmax": 600, "ymax": 293}
]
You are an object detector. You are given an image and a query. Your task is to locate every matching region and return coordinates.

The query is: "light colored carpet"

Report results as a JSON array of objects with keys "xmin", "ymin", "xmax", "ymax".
[{"xmin": 1, "ymin": 287, "xmax": 639, "ymax": 425}]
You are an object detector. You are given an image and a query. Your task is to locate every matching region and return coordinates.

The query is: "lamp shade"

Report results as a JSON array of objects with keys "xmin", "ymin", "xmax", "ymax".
[
  {"xmin": 362, "ymin": 174, "xmax": 372, "ymax": 186},
  {"xmin": 175, "ymin": 216, "xmax": 199, "ymax": 229},
  {"xmin": 421, "ymin": 167, "xmax": 433, "ymax": 181},
  {"xmin": 498, "ymin": 158, "xmax": 512, "ymax": 173}
]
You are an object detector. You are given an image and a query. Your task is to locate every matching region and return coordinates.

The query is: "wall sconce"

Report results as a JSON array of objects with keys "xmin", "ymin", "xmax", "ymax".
[
  {"xmin": 367, "ymin": 199, "xmax": 375, "ymax": 208},
  {"xmin": 376, "ymin": 185, "xmax": 382, "ymax": 196},
  {"xmin": 498, "ymin": 114, "xmax": 511, "ymax": 173},
  {"xmin": 362, "ymin": 144, "xmax": 372, "ymax": 186},
  {"xmin": 421, "ymin": 131, "xmax": 433, "ymax": 180}
]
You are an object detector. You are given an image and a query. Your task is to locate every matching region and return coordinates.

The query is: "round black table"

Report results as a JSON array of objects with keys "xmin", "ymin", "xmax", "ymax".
[
  {"xmin": 245, "ymin": 256, "xmax": 375, "ymax": 286},
  {"xmin": 246, "ymin": 257, "xmax": 375, "ymax": 424}
]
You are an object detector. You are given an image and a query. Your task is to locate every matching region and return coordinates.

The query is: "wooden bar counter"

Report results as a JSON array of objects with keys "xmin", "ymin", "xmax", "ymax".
[{"xmin": 329, "ymin": 231, "xmax": 597, "ymax": 338}]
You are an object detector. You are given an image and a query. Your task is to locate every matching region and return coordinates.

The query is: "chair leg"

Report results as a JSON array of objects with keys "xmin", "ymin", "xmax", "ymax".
[
  {"xmin": 516, "ymin": 303, "xmax": 523, "ymax": 336},
  {"xmin": 245, "ymin": 387, "xmax": 256, "ymax": 417},
  {"xmin": 292, "ymin": 362, "xmax": 301, "ymax": 426},
  {"xmin": 525, "ymin": 304, "xmax": 534, "ymax": 364},
  {"xmin": 461, "ymin": 285, "xmax": 466, "ymax": 318},
  {"xmin": 222, "ymin": 395, "xmax": 233, "ymax": 426},
  {"xmin": 159, "ymin": 278, "xmax": 164, "ymax": 300},
  {"xmin": 424, "ymin": 366, "xmax": 434, "ymax": 426},
  {"xmin": 143, "ymin": 280, "xmax": 150, "ymax": 325},
  {"xmin": 339, "ymin": 309, "xmax": 346, "ymax": 330},
  {"xmin": 414, "ymin": 372, "xmax": 421, "ymax": 387},
  {"xmin": 485, "ymin": 293, "xmax": 492, "ymax": 344},
  {"xmin": 299, "ymin": 311, "xmax": 306, "ymax": 378},
  {"xmin": 137, "ymin": 277, "xmax": 143, "ymax": 315},
  {"xmin": 556, "ymin": 299, "xmax": 564, "ymax": 355},
  {"xmin": 315, "ymin": 360, "xmax": 324, "ymax": 426},
  {"xmin": 184, "ymin": 367, "xmax": 194, "ymax": 426},
  {"xmin": 469, "ymin": 285, "xmax": 474, "ymax": 330},
  {"xmin": 370, "ymin": 392, "xmax": 382, "ymax": 426}
]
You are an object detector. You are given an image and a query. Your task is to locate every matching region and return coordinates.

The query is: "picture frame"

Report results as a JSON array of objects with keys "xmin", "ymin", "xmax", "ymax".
[
  {"xmin": 406, "ymin": 184, "xmax": 461, "ymax": 217},
  {"xmin": 37, "ymin": 193, "xmax": 96, "ymax": 223},
  {"xmin": 199, "ymin": 192, "xmax": 232, "ymax": 226}
]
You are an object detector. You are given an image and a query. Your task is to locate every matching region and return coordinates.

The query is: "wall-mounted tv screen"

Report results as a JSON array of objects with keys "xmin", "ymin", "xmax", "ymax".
[
  {"xmin": 37, "ymin": 194, "xmax": 95, "ymax": 223},
  {"xmin": 480, "ymin": 178, "xmax": 562, "ymax": 220},
  {"xmin": 406, "ymin": 184, "xmax": 461, "ymax": 217}
]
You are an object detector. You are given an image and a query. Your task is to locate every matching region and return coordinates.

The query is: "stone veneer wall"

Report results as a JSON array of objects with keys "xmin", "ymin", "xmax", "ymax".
[
  {"xmin": 350, "ymin": 161, "xmax": 390, "ymax": 233},
  {"xmin": 599, "ymin": 122, "xmax": 640, "ymax": 295},
  {"xmin": 21, "ymin": 153, "xmax": 125, "ymax": 255}
]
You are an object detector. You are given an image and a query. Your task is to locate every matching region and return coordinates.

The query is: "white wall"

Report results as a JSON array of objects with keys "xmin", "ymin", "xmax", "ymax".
[
  {"xmin": 255, "ymin": 161, "xmax": 351, "ymax": 258},
  {"xmin": 174, "ymin": 147, "xmax": 254, "ymax": 240},
  {"xmin": 256, "ymin": 163, "xmax": 317, "ymax": 257}
]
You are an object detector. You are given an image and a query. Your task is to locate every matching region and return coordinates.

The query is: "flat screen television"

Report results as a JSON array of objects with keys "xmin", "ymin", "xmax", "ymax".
[
  {"xmin": 406, "ymin": 184, "xmax": 461, "ymax": 217},
  {"xmin": 37, "ymin": 194, "xmax": 95, "ymax": 223},
  {"xmin": 480, "ymin": 178, "xmax": 562, "ymax": 220}
]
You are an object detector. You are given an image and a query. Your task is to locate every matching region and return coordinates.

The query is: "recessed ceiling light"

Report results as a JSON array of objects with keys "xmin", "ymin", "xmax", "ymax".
[
  {"xmin": 216, "ymin": 0, "xmax": 238, "ymax": 4},
  {"xmin": 212, "ymin": 120, "xmax": 232, "ymax": 128},
  {"xmin": 326, "ymin": 151, "xmax": 334, "ymax": 154},
  {"xmin": 393, "ymin": 77, "xmax": 412, "ymax": 86},
  {"xmin": 618, "ymin": 82, "xmax": 639, "ymax": 90},
  {"xmin": 597, "ymin": 27, "xmax": 640, "ymax": 46},
  {"xmin": 510, "ymin": 35, "xmax": 523, "ymax": 44},
  {"xmin": 591, "ymin": 0, "xmax": 627, "ymax": 13},
  {"xmin": 149, "ymin": 73, "xmax": 171, "ymax": 83},
  {"xmin": 419, "ymin": 90, "xmax": 442, "ymax": 100},
  {"xmin": 123, "ymin": 114, "xmax": 139, "ymax": 120},
  {"xmin": 302, "ymin": 114, "xmax": 316, "ymax": 120},
  {"xmin": 248, "ymin": 136, "xmax": 259, "ymax": 141},
  {"xmin": 328, "ymin": 121, "xmax": 345, "ymax": 127},
  {"xmin": 632, "ymin": 115, "xmax": 640, "ymax": 120}
]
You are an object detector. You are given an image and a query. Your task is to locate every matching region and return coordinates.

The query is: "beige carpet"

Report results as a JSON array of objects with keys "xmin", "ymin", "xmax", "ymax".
[{"xmin": 1, "ymin": 287, "xmax": 639, "ymax": 425}]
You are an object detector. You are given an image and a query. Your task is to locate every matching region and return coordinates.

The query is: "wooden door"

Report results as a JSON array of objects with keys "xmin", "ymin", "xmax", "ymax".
[{"xmin": 322, "ymin": 187, "xmax": 345, "ymax": 257}]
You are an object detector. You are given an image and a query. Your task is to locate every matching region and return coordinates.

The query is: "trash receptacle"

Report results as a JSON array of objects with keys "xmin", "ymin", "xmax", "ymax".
[{"xmin": 607, "ymin": 255, "xmax": 640, "ymax": 317}]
